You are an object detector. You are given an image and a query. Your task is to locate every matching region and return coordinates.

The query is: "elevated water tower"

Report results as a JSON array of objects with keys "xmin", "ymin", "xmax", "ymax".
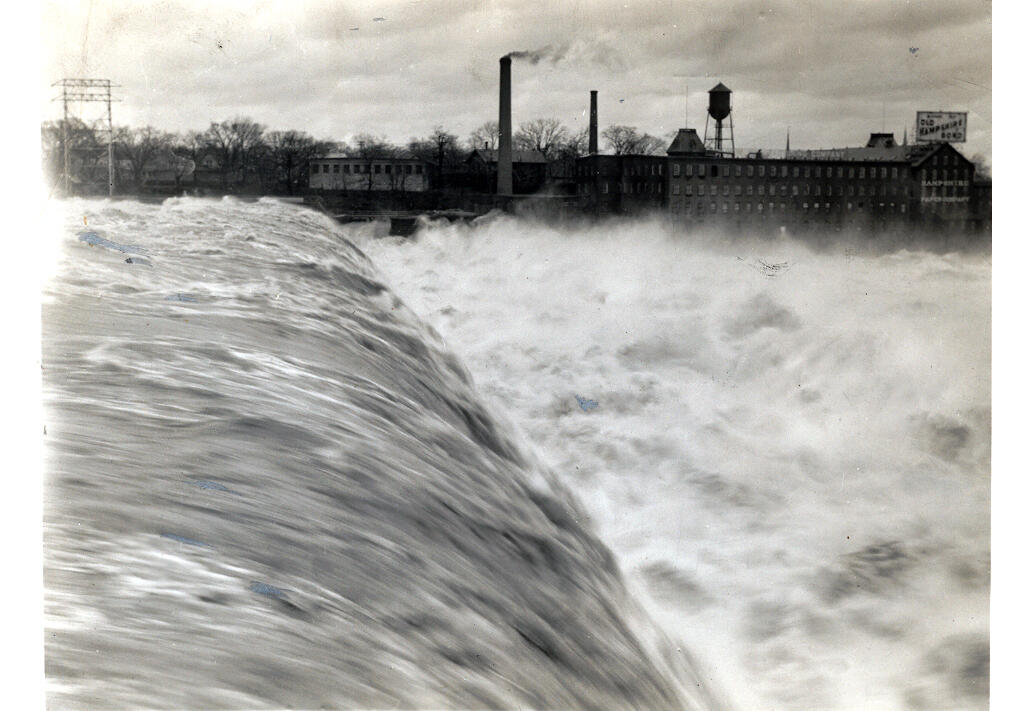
[{"xmin": 703, "ymin": 82, "xmax": 735, "ymax": 157}]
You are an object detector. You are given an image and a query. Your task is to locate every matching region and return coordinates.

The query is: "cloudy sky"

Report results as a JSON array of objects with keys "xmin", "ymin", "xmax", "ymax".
[{"xmin": 40, "ymin": 0, "xmax": 991, "ymax": 162}]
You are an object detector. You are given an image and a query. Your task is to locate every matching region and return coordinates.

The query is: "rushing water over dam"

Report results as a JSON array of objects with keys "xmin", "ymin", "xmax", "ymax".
[
  {"xmin": 42, "ymin": 198, "xmax": 717, "ymax": 710},
  {"xmin": 43, "ymin": 197, "xmax": 989, "ymax": 710}
]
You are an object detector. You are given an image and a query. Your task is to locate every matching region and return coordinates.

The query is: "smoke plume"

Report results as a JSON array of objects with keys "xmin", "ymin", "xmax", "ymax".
[{"xmin": 504, "ymin": 44, "xmax": 570, "ymax": 64}]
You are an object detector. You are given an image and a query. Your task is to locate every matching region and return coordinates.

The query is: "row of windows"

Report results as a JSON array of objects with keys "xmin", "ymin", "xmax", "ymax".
[
  {"xmin": 671, "ymin": 183, "xmax": 913, "ymax": 198},
  {"xmin": 578, "ymin": 182, "xmax": 663, "ymax": 195},
  {"xmin": 672, "ymin": 162, "xmax": 904, "ymax": 180},
  {"xmin": 315, "ymin": 163, "xmax": 423, "ymax": 175},
  {"xmin": 623, "ymin": 181, "xmax": 664, "ymax": 194},
  {"xmin": 673, "ymin": 200, "xmax": 909, "ymax": 214},
  {"xmin": 920, "ymin": 168, "xmax": 970, "ymax": 181},
  {"xmin": 623, "ymin": 164, "xmax": 664, "ymax": 177}
]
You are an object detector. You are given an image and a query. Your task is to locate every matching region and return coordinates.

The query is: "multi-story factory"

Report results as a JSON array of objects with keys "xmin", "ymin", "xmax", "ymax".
[{"xmin": 570, "ymin": 82, "xmax": 987, "ymax": 234}]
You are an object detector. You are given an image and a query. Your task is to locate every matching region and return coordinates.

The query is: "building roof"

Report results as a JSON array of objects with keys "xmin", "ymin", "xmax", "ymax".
[
  {"xmin": 469, "ymin": 148, "xmax": 548, "ymax": 164},
  {"xmin": 323, "ymin": 152, "xmax": 424, "ymax": 161},
  {"xmin": 666, "ymin": 128, "xmax": 707, "ymax": 155}
]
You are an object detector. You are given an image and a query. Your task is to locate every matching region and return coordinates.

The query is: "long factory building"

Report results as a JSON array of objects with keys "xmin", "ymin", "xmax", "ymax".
[{"xmin": 571, "ymin": 84, "xmax": 988, "ymax": 234}]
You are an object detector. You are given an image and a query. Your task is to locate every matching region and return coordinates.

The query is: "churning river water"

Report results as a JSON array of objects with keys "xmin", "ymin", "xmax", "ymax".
[{"xmin": 43, "ymin": 197, "xmax": 989, "ymax": 710}]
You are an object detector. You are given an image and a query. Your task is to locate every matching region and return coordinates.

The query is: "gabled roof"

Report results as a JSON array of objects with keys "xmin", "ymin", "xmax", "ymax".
[
  {"xmin": 666, "ymin": 128, "xmax": 706, "ymax": 155},
  {"xmin": 907, "ymin": 142, "xmax": 972, "ymax": 168},
  {"xmin": 468, "ymin": 148, "xmax": 548, "ymax": 164}
]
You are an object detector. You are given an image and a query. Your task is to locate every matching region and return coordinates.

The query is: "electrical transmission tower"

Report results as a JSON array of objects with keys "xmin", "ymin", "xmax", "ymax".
[{"xmin": 52, "ymin": 78, "xmax": 119, "ymax": 196}]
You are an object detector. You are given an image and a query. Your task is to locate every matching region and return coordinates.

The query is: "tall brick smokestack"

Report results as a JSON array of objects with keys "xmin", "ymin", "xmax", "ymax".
[
  {"xmin": 498, "ymin": 56, "xmax": 513, "ymax": 196},
  {"xmin": 589, "ymin": 90, "xmax": 598, "ymax": 155}
]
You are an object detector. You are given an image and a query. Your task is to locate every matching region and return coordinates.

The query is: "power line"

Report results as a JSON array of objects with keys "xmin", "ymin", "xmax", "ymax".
[{"xmin": 52, "ymin": 78, "xmax": 120, "ymax": 196}]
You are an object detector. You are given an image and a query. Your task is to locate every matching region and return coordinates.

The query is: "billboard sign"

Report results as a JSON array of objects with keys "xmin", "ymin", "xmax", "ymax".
[{"xmin": 916, "ymin": 111, "xmax": 967, "ymax": 143}]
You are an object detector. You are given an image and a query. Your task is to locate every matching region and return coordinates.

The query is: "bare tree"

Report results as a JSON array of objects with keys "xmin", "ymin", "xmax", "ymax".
[
  {"xmin": 514, "ymin": 118, "xmax": 568, "ymax": 160},
  {"xmin": 266, "ymin": 130, "xmax": 334, "ymax": 194},
  {"xmin": 202, "ymin": 117, "xmax": 267, "ymax": 189},
  {"xmin": 349, "ymin": 134, "xmax": 396, "ymax": 191},
  {"xmin": 559, "ymin": 126, "xmax": 590, "ymax": 159},
  {"xmin": 41, "ymin": 118, "xmax": 100, "ymax": 189},
  {"xmin": 115, "ymin": 125, "xmax": 174, "ymax": 189},
  {"xmin": 468, "ymin": 121, "xmax": 499, "ymax": 151},
  {"xmin": 602, "ymin": 125, "xmax": 666, "ymax": 155}
]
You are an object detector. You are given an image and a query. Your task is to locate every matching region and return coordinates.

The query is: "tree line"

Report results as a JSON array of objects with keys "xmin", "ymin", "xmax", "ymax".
[{"xmin": 41, "ymin": 115, "xmax": 668, "ymax": 194}]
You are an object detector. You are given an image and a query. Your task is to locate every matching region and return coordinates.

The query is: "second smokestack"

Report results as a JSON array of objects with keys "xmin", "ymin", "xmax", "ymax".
[
  {"xmin": 498, "ymin": 56, "xmax": 513, "ymax": 196},
  {"xmin": 589, "ymin": 90, "xmax": 598, "ymax": 155}
]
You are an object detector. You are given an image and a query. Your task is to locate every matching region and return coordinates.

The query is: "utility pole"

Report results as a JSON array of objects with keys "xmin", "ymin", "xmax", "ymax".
[{"xmin": 52, "ymin": 78, "xmax": 119, "ymax": 197}]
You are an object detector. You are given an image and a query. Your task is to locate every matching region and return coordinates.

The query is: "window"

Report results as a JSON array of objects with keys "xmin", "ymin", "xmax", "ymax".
[
  {"xmin": 859, "ymin": 167, "xmax": 865, "ymax": 179},
  {"xmin": 374, "ymin": 164, "xmax": 382, "ymax": 174},
  {"xmin": 746, "ymin": 202, "xmax": 752, "ymax": 212},
  {"xmin": 792, "ymin": 185, "xmax": 799, "ymax": 196},
  {"xmin": 759, "ymin": 165, "xmax": 766, "ymax": 177},
  {"xmin": 686, "ymin": 164, "xmax": 693, "ymax": 177},
  {"xmin": 858, "ymin": 186, "xmax": 864, "ymax": 196},
  {"xmin": 333, "ymin": 164, "xmax": 340, "ymax": 173},
  {"xmin": 385, "ymin": 164, "xmax": 392, "ymax": 174},
  {"xmin": 847, "ymin": 202, "xmax": 853, "ymax": 210},
  {"xmin": 891, "ymin": 166, "xmax": 898, "ymax": 179},
  {"xmin": 673, "ymin": 183, "xmax": 680, "ymax": 195},
  {"xmin": 734, "ymin": 185, "xmax": 742, "ymax": 196},
  {"xmin": 699, "ymin": 164, "xmax": 706, "ymax": 177},
  {"xmin": 685, "ymin": 185, "xmax": 693, "ymax": 196},
  {"xmin": 803, "ymin": 202, "xmax": 808, "ymax": 209},
  {"xmin": 710, "ymin": 202, "xmax": 717, "ymax": 212},
  {"xmin": 602, "ymin": 182, "xmax": 608, "ymax": 194},
  {"xmin": 804, "ymin": 167, "xmax": 810, "ymax": 178},
  {"xmin": 814, "ymin": 185, "xmax": 821, "ymax": 196},
  {"xmin": 747, "ymin": 165, "xmax": 754, "ymax": 177},
  {"xmin": 815, "ymin": 166, "xmax": 822, "ymax": 178},
  {"xmin": 781, "ymin": 166, "xmax": 788, "ymax": 177},
  {"xmin": 758, "ymin": 202, "xmax": 764, "ymax": 212},
  {"xmin": 804, "ymin": 184, "xmax": 810, "ymax": 195},
  {"xmin": 780, "ymin": 185, "xmax": 787, "ymax": 196},
  {"xmin": 747, "ymin": 185, "xmax": 753, "ymax": 195},
  {"xmin": 758, "ymin": 185, "xmax": 765, "ymax": 196},
  {"xmin": 734, "ymin": 202, "xmax": 740, "ymax": 211},
  {"xmin": 405, "ymin": 165, "xmax": 412, "ymax": 175},
  {"xmin": 735, "ymin": 165, "xmax": 742, "ymax": 177},
  {"xmin": 722, "ymin": 202, "xmax": 729, "ymax": 213},
  {"xmin": 415, "ymin": 165, "xmax": 423, "ymax": 174},
  {"xmin": 837, "ymin": 166, "xmax": 843, "ymax": 178},
  {"xmin": 793, "ymin": 166, "xmax": 800, "ymax": 177},
  {"xmin": 673, "ymin": 163, "xmax": 681, "ymax": 177},
  {"xmin": 880, "ymin": 167, "xmax": 887, "ymax": 179},
  {"xmin": 849, "ymin": 167, "xmax": 855, "ymax": 178},
  {"xmin": 712, "ymin": 165, "xmax": 719, "ymax": 177},
  {"xmin": 343, "ymin": 164, "xmax": 351, "ymax": 173}
]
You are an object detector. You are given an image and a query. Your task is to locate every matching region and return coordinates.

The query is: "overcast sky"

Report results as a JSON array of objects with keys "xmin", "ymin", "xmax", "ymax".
[{"xmin": 40, "ymin": 0, "xmax": 991, "ymax": 163}]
